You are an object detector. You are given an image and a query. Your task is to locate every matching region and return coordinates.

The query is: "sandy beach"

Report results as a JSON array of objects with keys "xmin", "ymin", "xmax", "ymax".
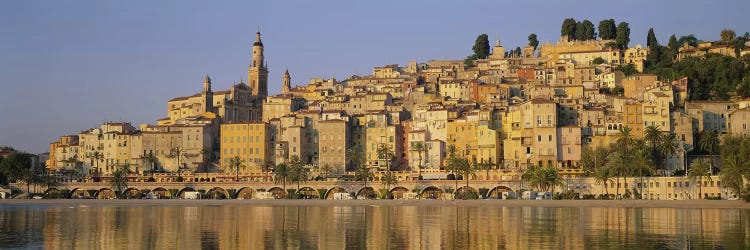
[{"xmin": 2, "ymin": 199, "xmax": 750, "ymax": 209}]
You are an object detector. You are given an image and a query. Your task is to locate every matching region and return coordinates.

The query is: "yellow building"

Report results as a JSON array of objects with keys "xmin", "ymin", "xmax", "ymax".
[
  {"xmin": 220, "ymin": 122, "xmax": 273, "ymax": 172},
  {"xmin": 624, "ymin": 101, "xmax": 644, "ymax": 138}
]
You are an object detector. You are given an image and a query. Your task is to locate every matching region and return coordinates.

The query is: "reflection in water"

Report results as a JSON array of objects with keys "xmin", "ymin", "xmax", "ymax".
[{"xmin": 1, "ymin": 203, "xmax": 749, "ymax": 249}]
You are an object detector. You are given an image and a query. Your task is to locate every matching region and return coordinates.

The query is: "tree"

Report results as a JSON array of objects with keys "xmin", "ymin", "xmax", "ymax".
[
  {"xmin": 521, "ymin": 164, "xmax": 563, "ymax": 192},
  {"xmin": 411, "ymin": 142, "xmax": 425, "ymax": 179},
  {"xmin": 615, "ymin": 22, "xmax": 631, "ymax": 49},
  {"xmin": 354, "ymin": 163, "xmax": 374, "ymax": 189},
  {"xmin": 657, "ymin": 134, "xmax": 678, "ymax": 170},
  {"xmin": 677, "ymin": 35, "xmax": 698, "ymax": 47},
  {"xmin": 561, "ymin": 18, "xmax": 577, "ymax": 41},
  {"xmin": 594, "ymin": 165, "xmax": 613, "ymax": 196},
  {"xmin": 464, "ymin": 54, "xmax": 478, "ymax": 68},
  {"xmin": 111, "ymin": 166, "xmax": 129, "ymax": 197},
  {"xmin": 200, "ymin": 148, "xmax": 212, "ymax": 173},
  {"xmin": 528, "ymin": 33, "xmax": 539, "ymax": 50},
  {"xmin": 380, "ymin": 171, "xmax": 398, "ymax": 197},
  {"xmin": 347, "ymin": 148, "xmax": 364, "ymax": 172},
  {"xmin": 472, "ymin": 34, "xmax": 490, "ymax": 59},
  {"xmin": 631, "ymin": 147, "xmax": 654, "ymax": 198},
  {"xmin": 699, "ymin": 130, "xmax": 720, "ymax": 155},
  {"xmin": 580, "ymin": 145, "xmax": 609, "ymax": 175},
  {"xmin": 721, "ymin": 29, "xmax": 736, "ymax": 44},
  {"xmin": 287, "ymin": 156, "xmax": 308, "ymax": 197},
  {"xmin": 592, "ymin": 57, "xmax": 606, "ymax": 65},
  {"xmin": 668, "ymin": 34, "xmax": 678, "ymax": 50},
  {"xmin": 0, "ymin": 153, "xmax": 34, "ymax": 194},
  {"xmin": 445, "ymin": 144, "xmax": 459, "ymax": 189},
  {"xmin": 647, "ymin": 28, "xmax": 658, "ymax": 48},
  {"xmin": 227, "ymin": 156, "xmax": 246, "ymax": 181},
  {"xmin": 88, "ymin": 151, "xmax": 104, "ymax": 176},
  {"xmin": 377, "ymin": 144, "xmax": 394, "ymax": 173},
  {"xmin": 598, "ymin": 19, "xmax": 617, "ymax": 40},
  {"xmin": 168, "ymin": 147, "xmax": 185, "ymax": 171},
  {"xmin": 687, "ymin": 158, "xmax": 712, "ymax": 199},
  {"xmin": 141, "ymin": 152, "xmax": 157, "ymax": 176},
  {"xmin": 575, "ymin": 20, "xmax": 595, "ymax": 41},
  {"xmin": 513, "ymin": 47, "xmax": 522, "ymax": 57},
  {"xmin": 273, "ymin": 162, "xmax": 289, "ymax": 197},
  {"xmin": 719, "ymin": 155, "xmax": 745, "ymax": 197}
]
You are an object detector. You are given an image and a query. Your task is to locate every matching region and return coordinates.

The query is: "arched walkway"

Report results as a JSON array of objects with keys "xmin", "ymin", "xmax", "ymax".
[
  {"xmin": 206, "ymin": 187, "xmax": 230, "ymax": 199},
  {"xmin": 69, "ymin": 188, "xmax": 88, "ymax": 199},
  {"xmin": 389, "ymin": 186, "xmax": 409, "ymax": 199},
  {"xmin": 297, "ymin": 187, "xmax": 318, "ymax": 199},
  {"xmin": 486, "ymin": 186, "xmax": 513, "ymax": 199},
  {"xmin": 236, "ymin": 187, "xmax": 255, "ymax": 199},
  {"xmin": 44, "ymin": 188, "xmax": 62, "ymax": 198},
  {"xmin": 122, "ymin": 188, "xmax": 141, "ymax": 199},
  {"xmin": 420, "ymin": 186, "xmax": 444, "ymax": 199},
  {"xmin": 356, "ymin": 187, "xmax": 378, "ymax": 199},
  {"xmin": 97, "ymin": 188, "xmax": 116, "ymax": 199},
  {"xmin": 151, "ymin": 187, "xmax": 171, "ymax": 199},
  {"xmin": 325, "ymin": 187, "xmax": 347, "ymax": 199},
  {"xmin": 267, "ymin": 187, "xmax": 286, "ymax": 199},
  {"xmin": 177, "ymin": 187, "xmax": 196, "ymax": 199}
]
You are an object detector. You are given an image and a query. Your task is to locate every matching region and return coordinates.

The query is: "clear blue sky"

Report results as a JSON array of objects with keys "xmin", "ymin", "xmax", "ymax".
[{"xmin": 2, "ymin": 0, "xmax": 749, "ymax": 153}]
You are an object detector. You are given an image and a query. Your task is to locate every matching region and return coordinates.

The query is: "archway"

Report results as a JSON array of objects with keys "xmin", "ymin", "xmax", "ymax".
[
  {"xmin": 420, "ymin": 186, "xmax": 444, "ymax": 199},
  {"xmin": 267, "ymin": 187, "xmax": 286, "ymax": 199},
  {"xmin": 297, "ymin": 187, "xmax": 318, "ymax": 199},
  {"xmin": 486, "ymin": 186, "xmax": 513, "ymax": 199},
  {"xmin": 206, "ymin": 187, "xmax": 230, "ymax": 199},
  {"xmin": 151, "ymin": 187, "xmax": 171, "ymax": 199},
  {"xmin": 44, "ymin": 188, "xmax": 62, "ymax": 199},
  {"xmin": 455, "ymin": 186, "xmax": 479, "ymax": 199},
  {"xmin": 325, "ymin": 187, "xmax": 347, "ymax": 199},
  {"xmin": 389, "ymin": 186, "xmax": 409, "ymax": 199},
  {"xmin": 97, "ymin": 188, "xmax": 116, "ymax": 199},
  {"xmin": 122, "ymin": 188, "xmax": 141, "ymax": 199},
  {"xmin": 69, "ymin": 188, "xmax": 88, "ymax": 199},
  {"xmin": 236, "ymin": 187, "xmax": 255, "ymax": 199},
  {"xmin": 356, "ymin": 187, "xmax": 378, "ymax": 199},
  {"xmin": 177, "ymin": 187, "xmax": 196, "ymax": 199}
]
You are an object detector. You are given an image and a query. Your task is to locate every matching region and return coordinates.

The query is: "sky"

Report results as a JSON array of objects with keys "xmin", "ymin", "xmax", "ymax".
[{"xmin": 1, "ymin": 0, "xmax": 749, "ymax": 154}]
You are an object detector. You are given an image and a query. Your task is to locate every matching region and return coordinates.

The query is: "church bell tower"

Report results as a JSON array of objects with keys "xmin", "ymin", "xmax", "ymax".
[{"xmin": 248, "ymin": 31, "xmax": 268, "ymax": 97}]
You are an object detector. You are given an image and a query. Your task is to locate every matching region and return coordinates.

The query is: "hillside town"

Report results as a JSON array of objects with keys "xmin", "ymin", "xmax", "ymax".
[{"xmin": 6, "ymin": 20, "xmax": 750, "ymax": 200}]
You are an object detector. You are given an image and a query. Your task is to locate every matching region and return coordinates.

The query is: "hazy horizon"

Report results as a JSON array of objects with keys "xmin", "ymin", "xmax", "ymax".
[{"xmin": 2, "ymin": 0, "xmax": 749, "ymax": 153}]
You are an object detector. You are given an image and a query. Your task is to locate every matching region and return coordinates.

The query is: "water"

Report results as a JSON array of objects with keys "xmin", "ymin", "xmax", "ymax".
[{"xmin": 1, "ymin": 202, "xmax": 749, "ymax": 249}]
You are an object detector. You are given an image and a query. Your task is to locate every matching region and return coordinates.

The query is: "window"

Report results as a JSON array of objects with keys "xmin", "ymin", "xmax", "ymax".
[{"xmin": 537, "ymin": 135, "xmax": 542, "ymax": 142}]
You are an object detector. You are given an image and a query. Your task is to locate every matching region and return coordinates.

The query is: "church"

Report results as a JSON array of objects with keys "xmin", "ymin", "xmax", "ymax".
[{"xmin": 160, "ymin": 32, "xmax": 269, "ymax": 125}]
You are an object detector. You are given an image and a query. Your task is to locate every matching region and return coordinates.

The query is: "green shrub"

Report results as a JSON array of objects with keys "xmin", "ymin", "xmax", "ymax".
[
  {"xmin": 478, "ymin": 188, "xmax": 489, "ymax": 198},
  {"xmin": 379, "ymin": 189, "xmax": 389, "ymax": 199},
  {"xmin": 168, "ymin": 189, "xmax": 179, "ymax": 198},
  {"xmin": 227, "ymin": 189, "xmax": 237, "ymax": 199},
  {"xmin": 317, "ymin": 189, "xmax": 327, "ymax": 199},
  {"xmin": 286, "ymin": 189, "xmax": 297, "ymax": 199},
  {"xmin": 582, "ymin": 194, "xmax": 596, "ymax": 200},
  {"xmin": 175, "ymin": 176, "xmax": 184, "ymax": 182}
]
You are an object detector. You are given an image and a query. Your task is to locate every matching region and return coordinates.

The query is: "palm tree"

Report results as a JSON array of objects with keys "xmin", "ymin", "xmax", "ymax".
[
  {"xmin": 288, "ymin": 156, "xmax": 308, "ymax": 197},
  {"xmin": 699, "ymin": 130, "xmax": 720, "ymax": 155},
  {"xmin": 321, "ymin": 164, "xmax": 331, "ymax": 179},
  {"xmin": 458, "ymin": 158, "xmax": 478, "ymax": 196},
  {"xmin": 580, "ymin": 145, "xmax": 609, "ymax": 175},
  {"xmin": 699, "ymin": 130, "xmax": 720, "ymax": 172},
  {"xmin": 168, "ymin": 147, "xmax": 185, "ymax": 171},
  {"xmin": 594, "ymin": 165, "xmax": 613, "ymax": 197},
  {"xmin": 380, "ymin": 171, "xmax": 398, "ymax": 198},
  {"xmin": 88, "ymin": 151, "xmax": 104, "ymax": 176},
  {"xmin": 111, "ymin": 166, "xmax": 129, "ymax": 198},
  {"xmin": 631, "ymin": 147, "xmax": 654, "ymax": 198},
  {"xmin": 273, "ymin": 162, "xmax": 290, "ymax": 197},
  {"xmin": 141, "ymin": 152, "xmax": 157, "ymax": 176},
  {"xmin": 227, "ymin": 156, "xmax": 246, "ymax": 181},
  {"xmin": 658, "ymin": 134, "xmax": 678, "ymax": 170},
  {"xmin": 605, "ymin": 150, "xmax": 629, "ymax": 198},
  {"xmin": 377, "ymin": 144, "xmax": 394, "ymax": 172},
  {"xmin": 347, "ymin": 148, "xmax": 364, "ymax": 172},
  {"xmin": 719, "ymin": 155, "xmax": 746, "ymax": 197},
  {"xmin": 354, "ymin": 163, "xmax": 374, "ymax": 188},
  {"xmin": 521, "ymin": 164, "xmax": 563, "ymax": 192},
  {"xmin": 200, "ymin": 148, "xmax": 212, "ymax": 173},
  {"xmin": 643, "ymin": 125, "xmax": 663, "ymax": 148},
  {"xmin": 411, "ymin": 142, "xmax": 425, "ymax": 178},
  {"xmin": 687, "ymin": 158, "xmax": 712, "ymax": 199}
]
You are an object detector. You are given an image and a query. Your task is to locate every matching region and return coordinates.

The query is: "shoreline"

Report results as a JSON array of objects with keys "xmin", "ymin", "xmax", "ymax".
[{"xmin": 2, "ymin": 199, "xmax": 750, "ymax": 209}]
